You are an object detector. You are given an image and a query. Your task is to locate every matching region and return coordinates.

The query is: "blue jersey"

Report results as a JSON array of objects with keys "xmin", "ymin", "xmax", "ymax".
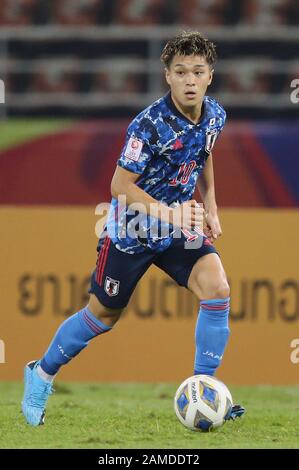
[{"xmin": 106, "ymin": 92, "xmax": 226, "ymax": 254}]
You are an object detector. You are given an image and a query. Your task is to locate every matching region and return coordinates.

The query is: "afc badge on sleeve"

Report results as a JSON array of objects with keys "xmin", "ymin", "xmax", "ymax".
[{"xmin": 124, "ymin": 137, "xmax": 143, "ymax": 161}]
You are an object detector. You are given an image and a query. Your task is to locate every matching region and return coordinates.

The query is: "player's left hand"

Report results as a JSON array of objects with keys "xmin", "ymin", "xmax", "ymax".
[{"xmin": 204, "ymin": 212, "xmax": 222, "ymax": 243}]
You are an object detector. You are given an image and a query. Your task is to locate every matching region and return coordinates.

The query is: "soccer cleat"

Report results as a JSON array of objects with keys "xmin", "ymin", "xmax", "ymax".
[
  {"xmin": 22, "ymin": 360, "xmax": 53, "ymax": 426},
  {"xmin": 226, "ymin": 404, "xmax": 246, "ymax": 421}
]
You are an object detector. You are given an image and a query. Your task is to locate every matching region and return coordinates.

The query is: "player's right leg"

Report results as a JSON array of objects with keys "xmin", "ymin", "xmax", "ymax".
[
  {"xmin": 22, "ymin": 235, "xmax": 154, "ymax": 426},
  {"xmin": 21, "ymin": 296, "xmax": 121, "ymax": 426}
]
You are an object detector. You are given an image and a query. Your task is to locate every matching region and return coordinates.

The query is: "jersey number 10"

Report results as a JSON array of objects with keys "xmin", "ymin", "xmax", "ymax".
[{"xmin": 169, "ymin": 160, "xmax": 196, "ymax": 186}]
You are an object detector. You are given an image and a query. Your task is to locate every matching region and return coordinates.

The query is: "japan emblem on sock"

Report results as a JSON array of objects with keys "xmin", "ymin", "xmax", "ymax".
[
  {"xmin": 124, "ymin": 137, "xmax": 143, "ymax": 161},
  {"xmin": 104, "ymin": 276, "xmax": 120, "ymax": 296}
]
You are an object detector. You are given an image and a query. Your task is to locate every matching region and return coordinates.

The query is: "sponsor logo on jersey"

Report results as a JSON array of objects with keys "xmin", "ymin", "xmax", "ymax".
[
  {"xmin": 124, "ymin": 137, "xmax": 143, "ymax": 161},
  {"xmin": 173, "ymin": 138, "xmax": 183, "ymax": 150}
]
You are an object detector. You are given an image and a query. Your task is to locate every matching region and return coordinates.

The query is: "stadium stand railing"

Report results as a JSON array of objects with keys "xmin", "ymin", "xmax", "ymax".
[{"xmin": 0, "ymin": 25, "xmax": 298, "ymax": 117}]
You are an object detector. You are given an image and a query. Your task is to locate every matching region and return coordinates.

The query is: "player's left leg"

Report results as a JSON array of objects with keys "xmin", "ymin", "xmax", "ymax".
[
  {"xmin": 155, "ymin": 238, "xmax": 245, "ymax": 419},
  {"xmin": 188, "ymin": 252, "xmax": 245, "ymax": 420},
  {"xmin": 187, "ymin": 253, "xmax": 230, "ymax": 376},
  {"xmin": 155, "ymin": 235, "xmax": 229, "ymax": 377}
]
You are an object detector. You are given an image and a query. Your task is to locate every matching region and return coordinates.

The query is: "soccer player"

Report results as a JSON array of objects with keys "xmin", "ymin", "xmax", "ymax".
[{"xmin": 22, "ymin": 31, "xmax": 245, "ymax": 426}]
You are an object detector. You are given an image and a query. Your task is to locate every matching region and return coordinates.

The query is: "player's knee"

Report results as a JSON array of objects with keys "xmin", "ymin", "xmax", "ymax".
[
  {"xmin": 213, "ymin": 280, "xmax": 230, "ymax": 299},
  {"xmin": 95, "ymin": 307, "xmax": 123, "ymax": 328},
  {"xmin": 196, "ymin": 278, "xmax": 230, "ymax": 300},
  {"xmin": 210, "ymin": 279, "xmax": 230, "ymax": 299},
  {"xmin": 87, "ymin": 294, "xmax": 123, "ymax": 328}
]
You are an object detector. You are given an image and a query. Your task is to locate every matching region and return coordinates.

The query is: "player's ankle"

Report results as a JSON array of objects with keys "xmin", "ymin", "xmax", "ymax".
[{"xmin": 36, "ymin": 364, "xmax": 56, "ymax": 383}]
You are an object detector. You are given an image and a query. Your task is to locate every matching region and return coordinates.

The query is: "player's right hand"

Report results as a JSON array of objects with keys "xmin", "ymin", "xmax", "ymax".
[{"xmin": 171, "ymin": 200, "xmax": 204, "ymax": 230}]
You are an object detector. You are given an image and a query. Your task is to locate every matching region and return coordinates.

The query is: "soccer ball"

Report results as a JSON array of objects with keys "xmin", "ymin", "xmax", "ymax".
[{"xmin": 174, "ymin": 374, "xmax": 233, "ymax": 432}]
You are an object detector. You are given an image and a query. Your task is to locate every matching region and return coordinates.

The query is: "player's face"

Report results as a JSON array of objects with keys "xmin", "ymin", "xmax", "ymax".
[{"xmin": 165, "ymin": 54, "xmax": 213, "ymax": 109}]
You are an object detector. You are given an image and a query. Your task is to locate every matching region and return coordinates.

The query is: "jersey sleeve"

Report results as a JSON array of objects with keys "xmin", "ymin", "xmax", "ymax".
[
  {"xmin": 218, "ymin": 109, "xmax": 226, "ymax": 135},
  {"xmin": 117, "ymin": 119, "xmax": 156, "ymax": 175}
]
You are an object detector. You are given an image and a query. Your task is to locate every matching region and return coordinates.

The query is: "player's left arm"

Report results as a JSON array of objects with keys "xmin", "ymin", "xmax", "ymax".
[{"xmin": 196, "ymin": 152, "xmax": 222, "ymax": 242}]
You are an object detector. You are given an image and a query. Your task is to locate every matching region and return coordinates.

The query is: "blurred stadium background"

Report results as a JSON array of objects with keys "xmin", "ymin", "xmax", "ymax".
[{"xmin": 0, "ymin": 0, "xmax": 298, "ymax": 387}]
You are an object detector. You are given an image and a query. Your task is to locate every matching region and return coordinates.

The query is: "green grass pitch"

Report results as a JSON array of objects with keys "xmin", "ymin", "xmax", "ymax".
[{"xmin": 0, "ymin": 382, "xmax": 299, "ymax": 449}]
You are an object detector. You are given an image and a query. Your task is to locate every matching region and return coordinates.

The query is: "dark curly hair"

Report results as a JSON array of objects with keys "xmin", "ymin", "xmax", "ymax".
[{"xmin": 161, "ymin": 31, "xmax": 217, "ymax": 69}]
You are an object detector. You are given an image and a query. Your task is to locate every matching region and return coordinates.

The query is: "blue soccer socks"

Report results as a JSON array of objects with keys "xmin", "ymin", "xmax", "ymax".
[
  {"xmin": 194, "ymin": 297, "xmax": 230, "ymax": 376},
  {"xmin": 40, "ymin": 307, "xmax": 112, "ymax": 375}
]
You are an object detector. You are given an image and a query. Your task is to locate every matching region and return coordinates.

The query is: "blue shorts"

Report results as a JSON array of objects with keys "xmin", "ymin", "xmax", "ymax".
[{"xmin": 89, "ymin": 234, "xmax": 218, "ymax": 309}]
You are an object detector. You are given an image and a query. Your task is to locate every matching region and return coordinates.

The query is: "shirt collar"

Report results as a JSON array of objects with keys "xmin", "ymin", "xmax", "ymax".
[{"xmin": 164, "ymin": 91, "xmax": 206, "ymax": 126}]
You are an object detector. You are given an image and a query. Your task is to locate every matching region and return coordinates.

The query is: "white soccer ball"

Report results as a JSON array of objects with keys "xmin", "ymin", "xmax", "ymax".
[{"xmin": 174, "ymin": 374, "xmax": 233, "ymax": 432}]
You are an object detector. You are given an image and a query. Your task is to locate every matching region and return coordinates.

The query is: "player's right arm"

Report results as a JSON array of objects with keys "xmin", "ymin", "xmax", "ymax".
[
  {"xmin": 112, "ymin": 119, "xmax": 203, "ymax": 230},
  {"xmin": 111, "ymin": 165, "xmax": 203, "ymax": 230}
]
